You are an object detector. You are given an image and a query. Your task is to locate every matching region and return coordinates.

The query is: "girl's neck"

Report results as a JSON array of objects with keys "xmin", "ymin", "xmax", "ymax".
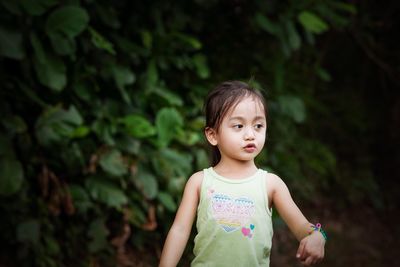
[{"xmin": 213, "ymin": 159, "xmax": 258, "ymax": 180}]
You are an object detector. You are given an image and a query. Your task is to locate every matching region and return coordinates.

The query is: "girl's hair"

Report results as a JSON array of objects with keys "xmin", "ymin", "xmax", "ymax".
[{"xmin": 204, "ymin": 80, "xmax": 268, "ymax": 166}]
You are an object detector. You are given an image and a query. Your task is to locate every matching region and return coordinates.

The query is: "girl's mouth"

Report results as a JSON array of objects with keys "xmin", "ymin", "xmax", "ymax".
[{"xmin": 244, "ymin": 144, "xmax": 256, "ymax": 153}]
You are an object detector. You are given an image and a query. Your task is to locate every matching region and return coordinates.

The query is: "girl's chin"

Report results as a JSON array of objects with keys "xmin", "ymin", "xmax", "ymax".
[
  {"xmin": 220, "ymin": 152, "xmax": 260, "ymax": 162},
  {"xmin": 234, "ymin": 155, "xmax": 259, "ymax": 162}
]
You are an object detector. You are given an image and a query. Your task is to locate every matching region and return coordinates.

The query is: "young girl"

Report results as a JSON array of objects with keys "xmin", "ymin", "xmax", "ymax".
[{"xmin": 159, "ymin": 81, "xmax": 326, "ymax": 266}]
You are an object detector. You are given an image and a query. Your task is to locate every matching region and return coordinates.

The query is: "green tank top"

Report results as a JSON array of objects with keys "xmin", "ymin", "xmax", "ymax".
[{"xmin": 192, "ymin": 167, "xmax": 273, "ymax": 267}]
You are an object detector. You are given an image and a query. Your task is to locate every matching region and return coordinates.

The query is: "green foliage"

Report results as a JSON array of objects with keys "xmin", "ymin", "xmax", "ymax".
[
  {"xmin": 87, "ymin": 218, "xmax": 109, "ymax": 253},
  {"xmin": 0, "ymin": 26, "xmax": 25, "ymax": 59},
  {"xmin": 99, "ymin": 149, "xmax": 128, "ymax": 177},
  {"xmin": 35, "ymin": 105, "xmax": 84, "ymax": 146},
  {"xmin": 156, "ymin": 108, "xmax": 184, "ymax": 148},
  {"xmin": 298, "ymin": 11, "xmax": 329, "ymax": 34},
  {"xmin": 0, "ymin": 158, "xmax": 24, "ymax": 196},
  {"xmin": 0, "ymin": 134, "xmax": 24, "ymax": 196},
  {"xmin": 120, "ymin": 114, "xmax": 156, "ymax": 138},
  {"xmin": 1, "ymin": 0, "xmax": 382, "ymax": 266}
]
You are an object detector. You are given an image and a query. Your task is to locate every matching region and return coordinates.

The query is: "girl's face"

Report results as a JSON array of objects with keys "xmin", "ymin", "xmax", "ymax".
[{"xmin": 206, "ymin": 96, "xmax": 267, "ymax": 164}]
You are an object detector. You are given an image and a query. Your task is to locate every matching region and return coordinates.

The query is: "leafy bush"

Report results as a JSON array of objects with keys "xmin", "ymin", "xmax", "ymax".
[{"xmin": 0, "ymin": 0, "xmax": 360, "ymax": 266}]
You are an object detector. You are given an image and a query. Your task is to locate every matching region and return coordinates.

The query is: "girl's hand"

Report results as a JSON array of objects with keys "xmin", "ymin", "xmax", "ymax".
[{"xmin": 296, "ymin": 231, "xmax": 325, "ymax": 266}]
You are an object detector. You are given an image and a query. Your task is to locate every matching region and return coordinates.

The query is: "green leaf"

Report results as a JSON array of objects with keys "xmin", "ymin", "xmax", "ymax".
[
  {"xmin": 114, "ymin": 36, "xmax": 148, "ymax": 56},
  {"xmin": 49, "ymin": 33, "xmax": 76, "ymax": 56},
  {"xmin": 255, "ymin": 13, "xmax": 279, "ymax": 34},
  {"xmin": 59, "ymin": 105, "xmax": 83, "ymax": 125},
  {"xmin": 134, "ymin": 168, "xmax": 158, "ymax": 199},
  {"xmin": 158, "ymin": 192, "xmax": 177, "ymax": 212},
  {"xmin": 0, "ymin": 158, "xmax": 24, "ymax": 196},
  {"xmin": 31, "ymin": 34, "xmax": 67, "ymax": 90},
  {"xmin": 17, "ymin": 219, "xmax": 40, "ymax": 245},
  {"xmin": 89, "ymin": 27, "xmax": 116, "ymax": 55},
  {"xmin": 69, "ymin": 184, "xmax": 92, "ymax": 213},
  {"xmin": 120, "ymin": 114, "xmax": 156, "ymax": 138},
  {"xmin": 174, "ymin": 33, "xmax": 202, "ymax": 50},
  {"xmin": 35, "ymin": 105, "xmax": 83, "ymax": 146},
  {"xmin": 146, "ymin": 60, "xmax": 158, "ymax": 86},
  {"xmin": 30, "ymin": 33, "xmax": 46, "ymax": 62},
  {"xmin": 116, "ymin": 136, "xmax": 141, "ymax": 155},
  {"xmin": 278, "ymin": 32, "xmax": 292, "ymax": 58},
  {"xmin": 298, "ymin": 11, "xmax": 329, "ymax": 34},
  {"xmin": 99, "ymin": 149, "xmax": 128, "ymax": 177},
  {"xmin": 141, "ymin": 30, "xmax": 152, "ymax": 49},
  {"xmin": 156, "ymin": 107, "xmax": 183, "ymax": 147},
  {"xmin": 317, "ymin": 68, "xmax": 332, "ymax": 82},
  {"xmin": 193, "ymin": 54, "xmax": 210, "ymax": 79},
  {"xmin": 86, "ymin": 178, "xmax": 128, "ymax": 208},
  {"xmin": 278, "ymin": 95, "xmax": 306, "ymax": 123},
  {"xmin": 88, "ymin": 218, "xmax": 109, "ymax": 253},
  {"xmin": 92, "ymin": 120, "xmax": 115, "ymax": 145},
  {"xmin": 167, "ymin": 149, "xmax": 192, "ymax": 175},
  {"xmin": 286, "ymin": 21, "xmax": 301, "ymax": 51},
  {"xmin": 152, "ymin": 87, "xmax": 183, "ymax": 106},
  {"xmin": 152, "ymin": 148, "xmax": 192, "ymax": 178},
  {"xmin": 176, "ymin": 129, "xmax": 201, "ymax": 146},
  {"xmin": 73, "ymin": 82, "xmax": 92, "ymax": 101},
  {"xmin": 33, "ymin": 53, "xmax": 67, "ymax": 91},
  {"xmin": 46, "ymin": 6, "xmax": 89, "ymax": 39},
  {"xmin": 0, "ymin": 26, "xmax": 25, "ymax": 59},
  {"xmin": 112, "ymin": 64, "xmax": 135, "ymax": 104},
  {"xmin": 19, "ymin": 0, "xmax": 58, "ymax": 16},
  {"xmin": 70, "ymin": 126, "xmax": 90, "ymax": 138}
]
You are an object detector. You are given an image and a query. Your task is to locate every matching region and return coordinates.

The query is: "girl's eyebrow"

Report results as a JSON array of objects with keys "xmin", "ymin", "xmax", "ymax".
[{"xmin": 228, "ymin": 116, "xmax": 266, "ymax": 121}]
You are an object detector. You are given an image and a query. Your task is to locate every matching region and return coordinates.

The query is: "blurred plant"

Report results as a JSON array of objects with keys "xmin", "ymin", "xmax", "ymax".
[{"xmin": 0, "ymin": 0, "xmax": 369, "ymax": 266}]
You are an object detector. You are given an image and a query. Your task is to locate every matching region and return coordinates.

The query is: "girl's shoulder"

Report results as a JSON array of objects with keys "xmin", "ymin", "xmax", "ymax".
[
  {"xmin": 264, "ymin": 171, "xmax": 288, "ymax": 194},
  {"xmin": 189, "ymin": 170, "xmax": 204, "ymax": 182},
  {"xmin": 264, "ymin": 171, "xmax": 282, "ymax": 183},
  {"xmin": 185, "ymin": 170, "xmax": 204, "ymax": 191}
]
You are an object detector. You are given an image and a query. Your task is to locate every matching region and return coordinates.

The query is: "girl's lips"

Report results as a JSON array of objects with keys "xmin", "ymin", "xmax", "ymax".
[{"xmin": 244, "ymin": 144, "xmax": 256, "ymax": 153}]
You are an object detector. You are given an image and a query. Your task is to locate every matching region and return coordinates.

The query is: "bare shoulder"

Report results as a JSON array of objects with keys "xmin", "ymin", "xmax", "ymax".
[
  {"xmin": 265, "ymin": 172, "xmax": 288, "ymax": 193},
  {"xmin": 265, "ymin": 172, "xmax": 292, "ymax": 207},
  {"xmin": 188, "ymin": 170, "xmax": 204, "ymax": 183},
  {"xmin": 185, "ymin": 170, "xmax": 204, "ymax": 191}
]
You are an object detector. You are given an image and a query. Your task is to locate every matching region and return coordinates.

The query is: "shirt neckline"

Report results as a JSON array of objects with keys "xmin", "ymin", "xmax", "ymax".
[{"xmin": 209, "ymin": 167, "xmax": 261, "ymax": 184}]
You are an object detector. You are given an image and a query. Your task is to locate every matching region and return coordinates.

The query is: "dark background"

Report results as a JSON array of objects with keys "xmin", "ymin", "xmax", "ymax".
[{"xmin": 0, "ymin": 0, "xmax": 399, "ymax": 266}]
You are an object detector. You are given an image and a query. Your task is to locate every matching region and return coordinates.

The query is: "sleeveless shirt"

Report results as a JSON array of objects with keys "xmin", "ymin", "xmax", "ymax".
[{"xmin": 191, "ymin": 167, "xmax": 273, "ymax": 267}]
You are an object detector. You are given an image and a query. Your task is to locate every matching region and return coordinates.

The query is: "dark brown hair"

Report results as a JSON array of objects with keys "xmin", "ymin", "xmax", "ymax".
[{"xmin": 204, "ymin": 80, "xmax": 268, "ymax": 166}]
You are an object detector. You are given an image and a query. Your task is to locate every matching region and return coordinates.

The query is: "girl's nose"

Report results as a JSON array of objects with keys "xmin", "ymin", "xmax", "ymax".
[{"xmin": 244, "ymin": 128, "xmax": 255, "ymax": 140}]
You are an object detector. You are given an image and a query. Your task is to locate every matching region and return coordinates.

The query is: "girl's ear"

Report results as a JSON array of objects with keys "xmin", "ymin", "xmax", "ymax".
[{"xmin": 205, "ymin": 127, "xmax": 218, "ymax": 146}]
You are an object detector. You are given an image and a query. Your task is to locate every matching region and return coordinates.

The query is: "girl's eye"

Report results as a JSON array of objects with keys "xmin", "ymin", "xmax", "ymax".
[
  {"xmin": 255, "ymin": 124, "xmax": 264, "ymax": 129},
  {"xmin": 233, "ymin": 124, "xmax": 243, "ymax": 129}
]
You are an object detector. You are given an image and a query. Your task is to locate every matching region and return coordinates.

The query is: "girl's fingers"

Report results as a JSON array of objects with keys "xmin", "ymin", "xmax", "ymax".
[
  {"xmin": 296, "ymin": 241, "xmax": 306, "ymax": 260},
  {"xmin": 303, "ymin": 256, "xmax": 314, "ymax": 266}
]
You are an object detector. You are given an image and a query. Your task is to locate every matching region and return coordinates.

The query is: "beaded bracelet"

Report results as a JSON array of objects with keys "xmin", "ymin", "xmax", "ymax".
[{"xmin": 309, "ymin": 223, "xmax": 328, "ymax": 241}]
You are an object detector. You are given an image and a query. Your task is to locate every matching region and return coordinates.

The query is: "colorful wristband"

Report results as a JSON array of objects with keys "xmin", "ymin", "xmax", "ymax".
[{"xmin": 309, "ymin": 223, "xmax": 328, "ymax": 241}]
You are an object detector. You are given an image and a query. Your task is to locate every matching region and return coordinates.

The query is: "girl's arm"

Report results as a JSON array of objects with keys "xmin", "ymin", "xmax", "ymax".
[
  {"xmin": 159, "ymin": 171, "xmax": 203, "ymax": 267},
  {"xmin": 268, "ymin": 174, "xmax": 325, "ymax": 266}
]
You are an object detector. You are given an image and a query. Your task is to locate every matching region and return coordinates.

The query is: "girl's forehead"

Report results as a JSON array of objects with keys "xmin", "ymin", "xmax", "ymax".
[{"xmin": 227, "ymin": 96, "xmax": 266, "ymax": 117}]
